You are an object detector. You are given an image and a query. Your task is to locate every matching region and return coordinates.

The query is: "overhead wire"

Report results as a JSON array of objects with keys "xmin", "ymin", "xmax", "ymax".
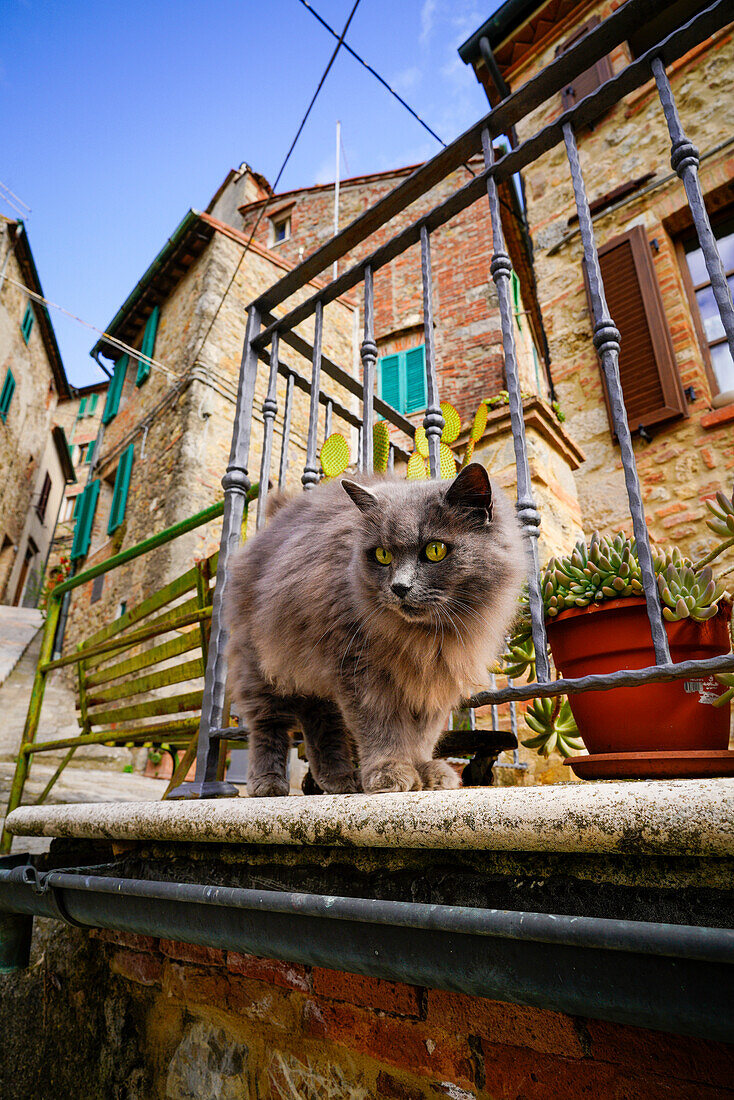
[
  {"xmin": 0, "ymin": 180, "xmax": 31, "ymax": 217},
  {"xmin": 296, "ymin": 0, "xmax": 477, "ymax": 179},
  {"xmin": 191, "ymin": 0, "xmax": 362, "ymax": 365}
]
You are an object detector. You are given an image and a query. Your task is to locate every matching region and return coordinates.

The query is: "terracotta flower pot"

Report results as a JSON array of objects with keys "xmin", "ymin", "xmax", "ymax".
[{"xmin": 546, "ymin": 597, "xmax": 731, "ymax": 755}]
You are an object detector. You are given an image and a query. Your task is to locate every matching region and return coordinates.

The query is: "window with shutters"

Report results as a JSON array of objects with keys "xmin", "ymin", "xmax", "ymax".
[
  {"xmin": 88, "ymin": 393, "xmax": 99, "ymax": 416},
  {"xmin": 103, "ymin": 355, "xmax": 128, "ymax": 424},
  {"xmin": 680, "ymin": 216, "xmax": 734, "ymax": 401},
  {"xmin": 136, "ymin": 306, "xmax": 159, "ymax": 386},
  {"xmin": 108, "ymin": 443, "xmax": 135, "ymax": 534},
  {"xmin": 21, "ymin": 303, "xmax": 34, "ymax": 343},
  {"xmin": 35, "ymin": 473, "xmax": 52, "ymax": 523},
  {"xmin": 0, "ymin": 368, "xmax": 15, "ymax": 423},
  {"xmin": 583, "ymin": 226, "xmax": 686, "ymax": 437},
  {"xmin": 556, "ymin": 17, "xmax": 613, "ymax": 113},
  {"xmin": 78, "ymin": 397, "xmax": 88, "ymax": 419},
  {"xmin": 71, "ymin": 480, "xmax": 100, "ymax": 561},
  {"xmin": 378, "ymin": 345, "xmax": 427, "ymax": 415}
]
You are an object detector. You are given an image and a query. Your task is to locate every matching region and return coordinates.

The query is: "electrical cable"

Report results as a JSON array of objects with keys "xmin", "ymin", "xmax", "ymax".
[
  {"xmin": 191, "ymin": 0, "xmax": 362, "ymax": 365},
  {"xmin": 297, "ymin": 0, "xmax": 477, "ymax": 179}
]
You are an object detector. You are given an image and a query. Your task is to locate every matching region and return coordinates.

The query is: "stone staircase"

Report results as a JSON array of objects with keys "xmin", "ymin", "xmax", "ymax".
[{"xmin": 0, "ymin": 606, "xmax": 43, "ymax": 687}]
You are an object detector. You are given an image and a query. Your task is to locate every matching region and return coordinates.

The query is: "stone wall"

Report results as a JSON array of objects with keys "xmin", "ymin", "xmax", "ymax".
[
  {"xmin": 1, "ymin": 918, "xmax": 731, "ymax": 1099},
  {"xmin": 0, "ymin": 224, "xmax": 62, "ymax": 603},
  {"xmin": 508, "ymin": 7, "xmax": 734, "ymax": 561}
]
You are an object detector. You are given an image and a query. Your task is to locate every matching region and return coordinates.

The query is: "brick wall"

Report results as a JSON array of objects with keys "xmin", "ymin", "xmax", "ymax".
[{"xmin": 85, "ymin": 927, "xmax": 733, "ymax": 1099}]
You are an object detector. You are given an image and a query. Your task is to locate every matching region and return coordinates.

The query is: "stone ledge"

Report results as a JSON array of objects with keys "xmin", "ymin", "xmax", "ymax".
[{"xmin": 6, "ymin": 779, "xmax": 734, "ymax": 855}]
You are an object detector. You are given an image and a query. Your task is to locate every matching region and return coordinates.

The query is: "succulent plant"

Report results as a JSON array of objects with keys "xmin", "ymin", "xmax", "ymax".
[
  {"xmin": 521, "ymin": 696, "xmax": 584, "ymax": 758},
  {"xmin": 705, "ymin": 487, "xmax": 734, "ymax": 540},
  {"xmin": 714, "ymin": 672, "xmax": 734, "ymax": 709},
  {"xmin": 656, "ymin": 560, "xmax": 724, "ymax": 622}
]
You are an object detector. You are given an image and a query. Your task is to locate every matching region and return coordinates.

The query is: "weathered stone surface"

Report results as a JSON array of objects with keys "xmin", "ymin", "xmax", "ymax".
[
  {"xmin": 165, "ymin": 1020, "xmax": 248, "ymax": 1099},
  {"xmin": 7, "ymin": 778, "xmax": 734, "ymax": 855}
]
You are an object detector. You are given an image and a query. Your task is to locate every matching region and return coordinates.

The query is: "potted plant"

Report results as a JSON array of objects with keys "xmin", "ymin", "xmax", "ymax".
[{"xmin": 504, "ymin": 487, "xmax": 734, "ymax": 779}]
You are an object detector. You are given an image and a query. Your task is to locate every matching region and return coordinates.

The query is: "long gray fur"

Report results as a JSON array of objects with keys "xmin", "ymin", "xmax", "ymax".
[{"xmin": 225, "ymin": 464, "xmax": 524, "ymax": 796}]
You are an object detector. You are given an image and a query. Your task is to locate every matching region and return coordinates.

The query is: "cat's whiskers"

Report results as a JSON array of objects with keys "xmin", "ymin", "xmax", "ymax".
[{"xmin": 340, "ymin": 607, "xmax": 381, "ymax": 677}]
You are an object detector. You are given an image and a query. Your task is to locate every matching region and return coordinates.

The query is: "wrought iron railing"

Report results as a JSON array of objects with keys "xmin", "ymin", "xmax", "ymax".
[{"xmin": 170, "ymin": 0, "xmax": 734, "ymax": 797}]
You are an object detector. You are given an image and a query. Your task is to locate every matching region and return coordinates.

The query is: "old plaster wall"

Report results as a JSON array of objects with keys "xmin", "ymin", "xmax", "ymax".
[{"xmin": 510, "ymin": 7, "xmax": 734, "ymax": 560}]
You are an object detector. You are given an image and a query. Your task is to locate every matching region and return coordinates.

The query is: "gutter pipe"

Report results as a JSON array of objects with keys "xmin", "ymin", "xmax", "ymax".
[{"xmin": 1, "ymin": 863, "xmax": 732, "ymax": 1042}]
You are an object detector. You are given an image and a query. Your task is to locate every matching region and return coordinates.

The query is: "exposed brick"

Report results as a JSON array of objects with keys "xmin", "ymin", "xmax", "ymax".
[
  {"xmin": 89, "ymin": 928, "xmax": 157, "ymax": 952},
  {"xmin": 109, "ymin": 949, "xmax": 163, "ymax": 987},
  {"xmin": 481, "ymin": 1040, "xmax": 732, "ymax": 1100},
  {"xmin": 159, "ymin": 939, "xmax": 226, "ymax": 966},
  {"xmin": 312, "ymin": 967, "xmax": 422, "ymax": 1017},
  {"xmin": 226, "ymin": 951, "xmax": 310, "ymax": 992},
  {"xmin": 424, "ymin": 991, "xmax": 584, "ymax": 1059},
  {"xmin": 701, "ymin": 404, "xmax": 734, "ymax": 429},
  {"xmin": 584, "ymin": 1018, "xmax": 734, "ymax": 1089},
  {"xmin": 162, "ymin": 962, "xmax": 301, "ymax": 1032},
  {"xmin": 303, "ymin": 998, "xmax": 475, "ymax": 1088}
]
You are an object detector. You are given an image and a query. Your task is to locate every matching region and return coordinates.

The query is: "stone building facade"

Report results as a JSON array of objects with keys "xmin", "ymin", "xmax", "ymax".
[
  {"xmin": 461, "ymin": 0, "xmax": 734, "ymax": 562},
  {"xmin": 0, "ymin": 217, "xmax": 72, "ymax": 606}
]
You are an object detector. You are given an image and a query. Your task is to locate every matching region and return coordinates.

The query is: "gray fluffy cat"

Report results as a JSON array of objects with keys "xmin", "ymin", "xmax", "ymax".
[{"xmin": 225, "ymin": 463, "xmax": 524, "ymax": 796}]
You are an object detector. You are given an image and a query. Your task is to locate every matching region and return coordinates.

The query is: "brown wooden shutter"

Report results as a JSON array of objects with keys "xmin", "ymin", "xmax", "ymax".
[
  {"xmin": 584, "ymin": 226, "xmax": 686, "ymax": 435},
  {"xmin": 36, "ymin": 473, "xmax": 52, "ymax": 522},
  {"xmin": 556, "ymin": 17, "xmax": 613, "ymax": 111}
]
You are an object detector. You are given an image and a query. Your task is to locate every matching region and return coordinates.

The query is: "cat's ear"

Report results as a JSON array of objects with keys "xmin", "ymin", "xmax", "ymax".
[
  {"xmin": 445, "ymin": 463, "xmax": 493, "ymax": 524},
  {"xmin": 342, "ymin": 480, "xmax": 379, "ymax": 516}
]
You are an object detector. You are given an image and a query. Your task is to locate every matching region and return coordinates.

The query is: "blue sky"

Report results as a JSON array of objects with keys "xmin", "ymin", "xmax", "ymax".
[{"xmin": 2, "ymin": 0, "xmax": 494, "ymax": 386}]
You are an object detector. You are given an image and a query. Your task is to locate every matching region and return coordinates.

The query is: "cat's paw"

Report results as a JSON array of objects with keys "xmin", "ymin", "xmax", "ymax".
[
  {"xmin": 320, "ymin": 769, "xmax": 362, "ymax": 794},
  {"xmin": 363, "ymin": 761, "xmax": 422, "ymax": 794},
  {"xmin": 248, "ymin": 772, "xmax": 289, "ymax": 797},
  {"xmin": 417, "ymin": 759, "xmax": 461, "ymax": 790}
]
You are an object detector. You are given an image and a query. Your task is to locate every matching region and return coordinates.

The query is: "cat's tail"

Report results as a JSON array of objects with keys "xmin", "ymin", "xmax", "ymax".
[{"xmin": 265, "ymin": 489, "xmax": 290, "ymax": 520}]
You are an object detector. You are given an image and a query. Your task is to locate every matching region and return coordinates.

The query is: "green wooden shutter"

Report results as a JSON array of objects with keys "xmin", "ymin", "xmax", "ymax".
[
  {"xmin": 102, "ymin": 354, "xmax": 128, "ymax": 424},
  {"xmin": 108, "ymin": 443, "xmax": 135, "ymax": 533},
  {"xmin": 71, "ymin": 480, "xmax": 100, "ymax": 561},
  {"xmin": 86, "ymin": 434, "xmax": 97, "ymax": 464},
  {"xmin": 89, "ymin": 393, "xmax": 99, "ymax": 416},
  {"xmin": 0, "ymin": 369, "xmax": 16, "ymax": 422},
  {"xmin": 21, "ymin": 304, "xmax": 34, "ymax": 343},
  {"xmin": 405, "ymin": 345, "xmax": 427, "ymax": 413},
  {"xmin": 78, "ymin": 397, "xmax": 88, "ymax": 418},
  {"xmin": 136, "ymin": 306, "xmax": 159, "ymax": 386},
  {"xmin": 379, "ymin": 354, "xmax": 402, "ymax": 411}
]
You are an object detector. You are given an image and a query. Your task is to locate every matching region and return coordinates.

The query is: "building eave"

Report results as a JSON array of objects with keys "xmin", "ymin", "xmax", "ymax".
[{"xmin": 458, "ymin": 0, "xmax": 544, "ymax": 61}]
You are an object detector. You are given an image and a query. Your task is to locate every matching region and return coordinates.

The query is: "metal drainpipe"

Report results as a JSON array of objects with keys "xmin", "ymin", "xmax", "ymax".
[{"xmin": 0, "ymin": 863, "xmax": 732, "ymax": 1041}]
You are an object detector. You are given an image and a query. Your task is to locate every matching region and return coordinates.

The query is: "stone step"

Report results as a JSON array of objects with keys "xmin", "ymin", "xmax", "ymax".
[{"xmin": 0, "ymin": 606, "xmax": 43, "ymax": 687}]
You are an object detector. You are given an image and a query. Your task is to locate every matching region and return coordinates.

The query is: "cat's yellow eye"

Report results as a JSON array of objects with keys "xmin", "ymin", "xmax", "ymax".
[
  {"xmin": 374, "ymin": 547, "xmax": 393, "ymax": 566},
  {"xmin": 424, "ymin": 540, "xmax": 448, "ymax": 562}
]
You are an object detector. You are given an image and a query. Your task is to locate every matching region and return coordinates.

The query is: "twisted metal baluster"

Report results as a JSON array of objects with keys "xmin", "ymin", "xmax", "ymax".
[
  {"xmin": 563, "ymin": 121, "xmax": 670, "ymax": 664},
  {"xmin": 420, "ymin": 226, "xmax": 444, "ymax": 479},
  {"xmin": 169, "ymin": 306, "xmax": 262, "ymax": 798},
  {"xmin": 278, "ymin": 371, "xmax": 294, "ymax": 491},
  {"xmin": 482, "ymin": 129, "xmax": 550, "ymax": 682},
  {"xmin": 508, "ymin": 686, "xmax": 520, "ymax": 765},
  {"xmin": 302, "ymin": 301, "xmax": 324, "ymax": 489},
  {"xmin": 323, "ymin": 399, "xmax": 333, "ymax": 443},
  {"xmin": 652, "ymin": 57, "xmax": 734, "ymax": 361},
  {"xmin": 361, "ymin": 265, "xmax": 377, "ymax": 475},
  {"xmin": 488, "ymin": 673, "xmax": 499, "ymax": 733},
  {"xmin": 256, "ymin": 330, "xmax": 279, "ymax": 531}
]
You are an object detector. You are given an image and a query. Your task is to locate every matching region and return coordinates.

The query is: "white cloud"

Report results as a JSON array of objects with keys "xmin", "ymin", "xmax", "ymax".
[
  {"xmin": 420, "ymin": 0, "xmax": 438, "ymax": 47},
  {"xmin": 391, "ymin": 66, "xmax": 421, "ymax": 93}
]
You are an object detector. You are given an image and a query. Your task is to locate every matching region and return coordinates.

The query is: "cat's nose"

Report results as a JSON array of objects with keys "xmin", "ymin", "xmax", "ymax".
[{"xmin": 391, "ymin": 582, "xmax": 411, "ymax": 599}]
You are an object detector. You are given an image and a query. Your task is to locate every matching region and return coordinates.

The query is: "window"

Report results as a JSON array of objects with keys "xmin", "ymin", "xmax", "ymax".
[
  {"xmin": 36, "ymin": 473, "xmax": 52, "ymax": 523},
  {"xmin": 86, "ymin": 435, "xmax": 97, "ymax": 464},
  {"xmin": 682, "ymin": 219, "xmax": 734, "ymax": 400},
  {"xmin": 556, "ymin": 17, "xmax": 613, "ymax": 112},
  {"xmin": 583, "ymin": 226, "xmax": 686, "ymax": 435},
  {"xmin": 78, "ymin": 397, "xmax": 88, "ymax": 419},
  {"xmin": 378, "ymin": 346, "xmax": 427, "ymax": 415},
  {"xmin": 136, "ymin": 307, "xmax": 159, "ymax": 386},
  {"xmin": 88, "ymin": 393, "xmax": 99, "ymax": 416},
  {"xmin": 271, "ymin": 215, "xmax": 291, "ymax": 245},
  {"xmin": 61, "ymin": 495, "xmax": 77, "ymax": 522},
  {"xmin": 76, "ymin": 442, "xmax": 88, "ymax": 465},
  {"xmin": 21, "ymin": 303, "xmax": 34, "ymax": 343},
  {"xmin": 103, "ymin": 354, "xmax": 129, "ymax": 424},
  {"xmin": 108, "ymin": 443, "xmax": 135, "ymax": 534},
  {"xmin": 71, "ymin": 480, "xmax": 100, "ymax": 561},
  {"xmin": 0, "ymin": 368, "xmax": 15, "ymax": 423}
]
